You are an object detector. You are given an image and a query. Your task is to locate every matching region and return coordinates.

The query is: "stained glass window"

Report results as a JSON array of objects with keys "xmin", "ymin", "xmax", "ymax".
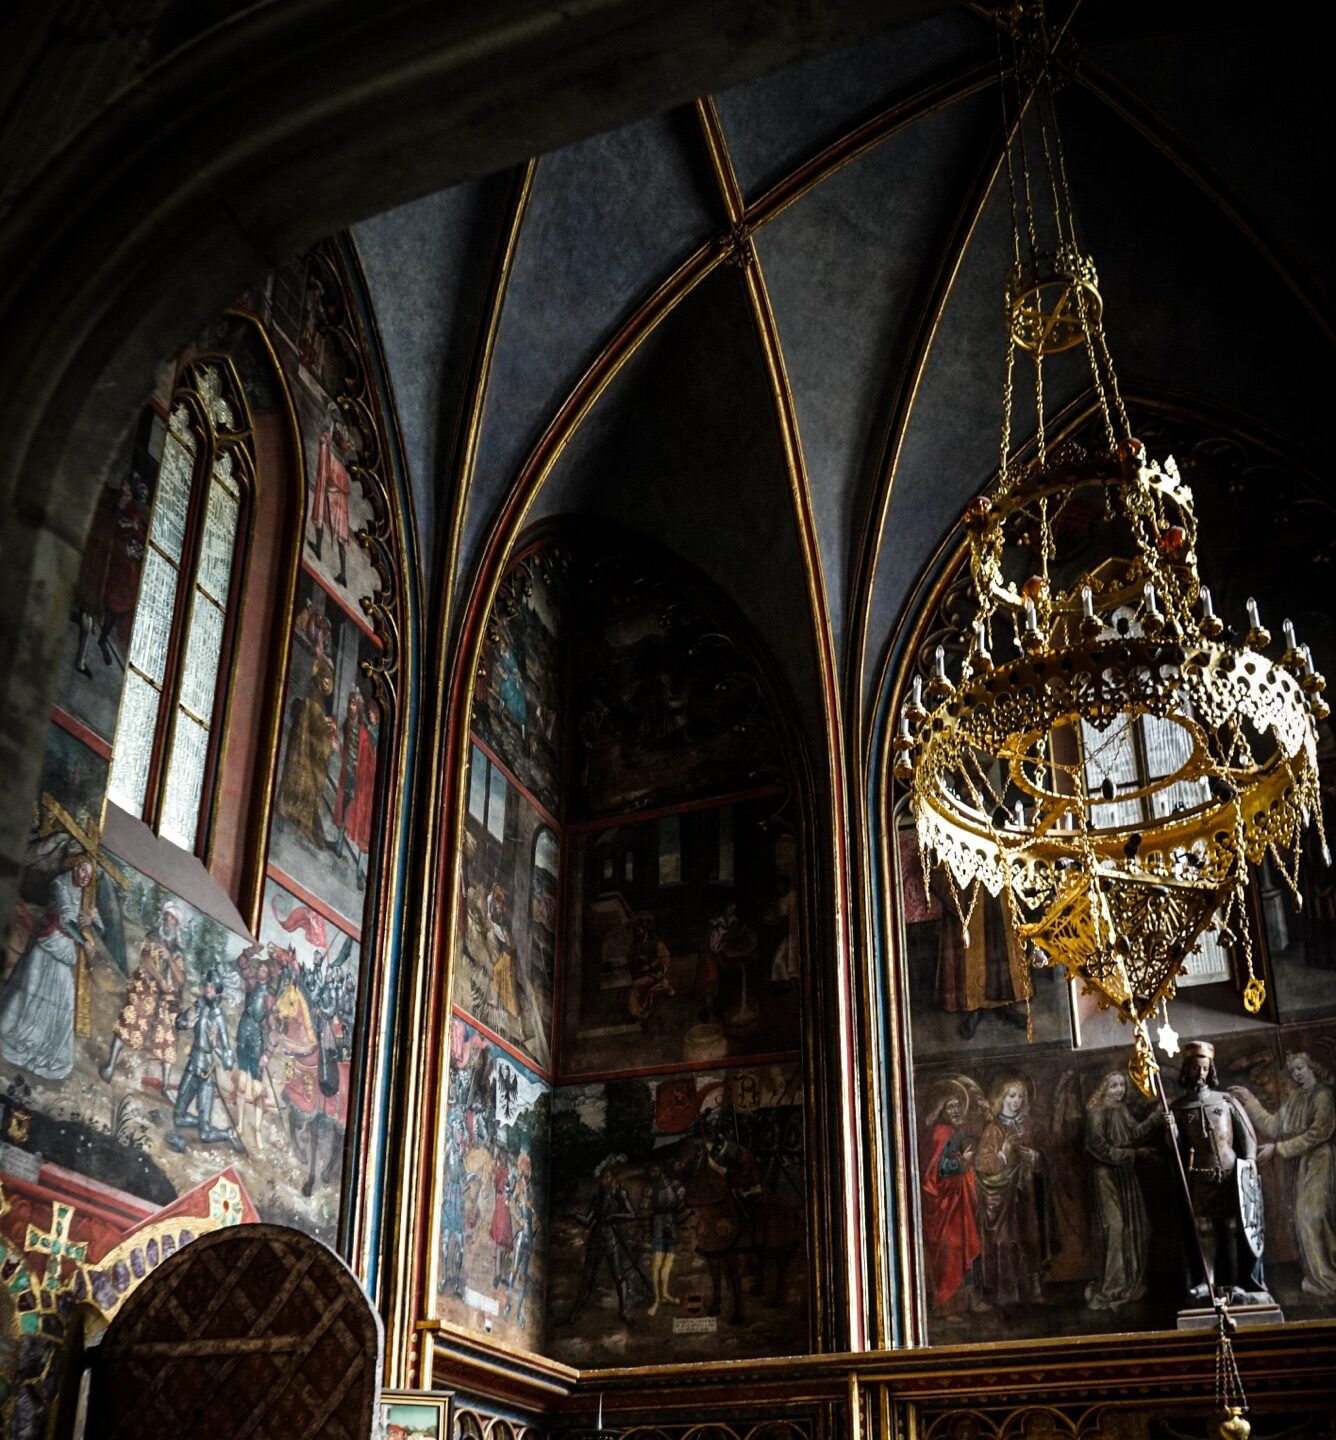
[{"xmin": 108, "ymin": 360, "xmax": 253, "ymax": 856}]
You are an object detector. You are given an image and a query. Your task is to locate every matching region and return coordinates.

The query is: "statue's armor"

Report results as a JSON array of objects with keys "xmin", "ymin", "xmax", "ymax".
[
  {"xmin": 1170, "ymin": 1083, "xmax": 1268, "ymax": 1300},
  {"xmin": 1176, "ymin": 1090, "xmax": 1245, "ymax": 1212}
]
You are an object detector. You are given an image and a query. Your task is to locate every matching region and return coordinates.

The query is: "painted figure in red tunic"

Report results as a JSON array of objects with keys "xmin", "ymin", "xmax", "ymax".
[
  {"xmin": 335, "ymin": 691, "xmax": 379, "ymax": 879},
  {"xmin": 490, "ymin": 1142, "xmax": 515, "ymax": 1288},
  {"xmin": 309, "ymin": 422, "xmax": 353, "ymax": 586},
  {"xmin": 921, "ymin": 1082, "xmax": 982, "ymax": 1319}
]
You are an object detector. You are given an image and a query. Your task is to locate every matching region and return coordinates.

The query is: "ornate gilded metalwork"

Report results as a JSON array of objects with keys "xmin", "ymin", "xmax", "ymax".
[
  {"xmin": 896, "ymin": 3, "xmax": 1328, "ymax": 1093},
  {"xmin": 301, "ymin": 242, "xmax": 403, "ymax": 710}
]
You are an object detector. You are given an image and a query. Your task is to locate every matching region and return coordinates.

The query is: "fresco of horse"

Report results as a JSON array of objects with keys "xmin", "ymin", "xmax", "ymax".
[
  {"xmin": 274, "ymin": 976, "xmax": 349, "ymax": 1199},
  {"xmin": 679, "ymin": 1131, "xmax": 803, "ymax": 1326}
]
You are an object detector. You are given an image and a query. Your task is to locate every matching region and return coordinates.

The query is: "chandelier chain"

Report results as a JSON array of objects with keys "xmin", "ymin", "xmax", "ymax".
[
  {"xmin": 996, "ymin": 23, "xmax": 1024, "ymax": 275},
  {"xmin": 900, "ymin": 0, "xmax": 1327, "ymax": 1086}
]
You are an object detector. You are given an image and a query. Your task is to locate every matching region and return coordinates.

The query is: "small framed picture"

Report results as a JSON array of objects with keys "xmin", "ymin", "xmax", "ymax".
[{"xmin": 378, "ymin": 1390, "xmax": 452, "ymax": 1440}]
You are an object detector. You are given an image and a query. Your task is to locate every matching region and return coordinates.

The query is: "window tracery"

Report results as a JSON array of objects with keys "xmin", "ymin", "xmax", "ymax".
[{"xmin": 107, "ymin": 359, "xmax": 254, "ymax": 855}]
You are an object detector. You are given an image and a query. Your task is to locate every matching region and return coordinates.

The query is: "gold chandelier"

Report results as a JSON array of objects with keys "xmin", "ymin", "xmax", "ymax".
[{"xmin": 894, "ymin": 1, "xmax": 1328, "ymax": 1095}]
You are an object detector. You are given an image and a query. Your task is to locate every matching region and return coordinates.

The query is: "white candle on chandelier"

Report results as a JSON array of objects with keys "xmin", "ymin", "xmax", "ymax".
[
  {"xmin": 912, "ymin": 674, "xmax": 924, "ymax": 707},
  {"xmin": 974, "ymin": 617, "xmax": 989, "ymax": 657},
  {"xmin": 1200, "ymin": 586, "xmax": 1216, "ymax": 620},
  {"xmin": 1247, "ymin": 596, "xmax": 1262, "ymax": 631},
  {"xmin": 1300, "ymin": 644, "xmax": 1315, "ymax": 677},
  {"xmin": 1013, "ymin": 800, "xmax": 1026, "ymax": 829},
  {"xmin": 1143, "ymin": 581, "xmax": 1160, "ymax": 617},
  {"xmin": 1081, "ymin": 584, "xmax": 1094, "ymax": 619},
  {"xmin": 1283, "ymin": 618, "xmax": 1298, "ymax": 651},
  {"xmin": 1024, "ymin": 596, "xmax": 1038, "ymax": 632},
  {"xmin": 934, "ymin": 644, "xmax": 948, "ymax": 680},
  {"xmin": 897, "ymin": 710, "xmax": 912, "ymax": 740}
]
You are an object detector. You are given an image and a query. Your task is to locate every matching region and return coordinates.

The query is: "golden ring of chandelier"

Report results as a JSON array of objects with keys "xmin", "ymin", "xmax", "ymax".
[{"xmin": 896, "ymin": 428, "xmax": 1330, "ymax": 1058}]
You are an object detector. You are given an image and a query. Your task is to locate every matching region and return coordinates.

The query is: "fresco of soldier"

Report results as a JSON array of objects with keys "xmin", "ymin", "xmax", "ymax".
[
  {"xmin": 563, "ymin": 1154, "xmax": 640, "ymax": 1324},
  {"xmin": 166, "ymin": 968, "xmax": 244, "ymax": 1153}
]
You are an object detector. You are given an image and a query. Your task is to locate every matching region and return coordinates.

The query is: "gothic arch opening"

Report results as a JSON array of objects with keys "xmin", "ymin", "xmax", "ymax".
[
  {"xmin": 433, "ymin": 521, "xmax": 828, "ymax": 1363},
  {"xmin": 872, "ymin": 396, "xmax": 1336, "ymax": 1347}
]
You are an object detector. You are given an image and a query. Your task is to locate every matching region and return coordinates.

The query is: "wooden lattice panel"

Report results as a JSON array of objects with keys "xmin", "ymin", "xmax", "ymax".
[{"xmin": 87, "ymin": 1222, "xmax": 381, "ymax": 1440}]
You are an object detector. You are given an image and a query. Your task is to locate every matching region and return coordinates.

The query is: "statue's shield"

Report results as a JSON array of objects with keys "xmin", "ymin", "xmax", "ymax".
[{"xmin": 1236, "ymin": 1156, "xmax": 1265, "ymax": 1258}]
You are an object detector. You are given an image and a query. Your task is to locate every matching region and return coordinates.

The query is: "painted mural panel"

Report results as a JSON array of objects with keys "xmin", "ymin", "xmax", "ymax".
[
  {"xmin": 0, "ymin": 797, "xmax": 357, "ymax": 1245},
  {"xmin": 253, "ymin": 876, "xmax": 361, "ymax": 1234},
  {"xmin": 560, "ymin": 797, "xmax": 801, "ymax": 1078},
  {"xmin": 256, "ymin": 257, "xmax": 383, "ymax": 606},
  {"xmin": 570, "ymin": 555, "xmax": 784, "ymax": 820},
  {"xmin": 52, "ymin": 404, "xmax": 164, "ymax": 744},
  {"xmin": 547, "ymin": 1061, "xmax": 807, "ymax": 1365},
  {"xmin": 1258, "ymin": 728, "xmax": 1336, "ymax": 1024},
  {"xmin": 471, "ymin": 548, "xmax": 569, "ymax": 818},
  {"xmin": 21, "ymin": 723, "xmax": 110, "ymax": 845},
  {"xmin": 271, "ymin": 567, "xmax": 382, "ymax": 927},
  {"xmin": 457, "ymin": 748, "xmax": 557, "ymax": 1073},
  {"xmin": 439, "ymin": 1018, "xmax": 549, "ymax": 1351},
  {"xmin": 0, "ymin": 255, "xmax": 404, "ymax": 1433},
  {"xmin": 913, "ymin": 1019, "xmax": 1336, "ymax": 1343},
  {"xmin": 898, "ymin": 826, "xmax": 1072, "ymax": 1057}
]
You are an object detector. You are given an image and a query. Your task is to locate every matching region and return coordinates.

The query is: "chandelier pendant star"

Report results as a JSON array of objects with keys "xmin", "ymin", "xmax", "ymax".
[{"xmin": 894, "ymin": 1, "xmax": 1328, "ymax": 1098}]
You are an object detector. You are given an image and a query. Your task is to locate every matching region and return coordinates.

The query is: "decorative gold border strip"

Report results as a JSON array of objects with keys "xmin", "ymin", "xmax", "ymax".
[
  {"xmin": 219, "ymin": 311, "xmax": 308, "ymax": 936},
  {"xmin": 694, "ymin": 94, "xmax": 861, "ymax": 1350},
  {"xmin": 439, "ymin": 163, "xmax": 539, "ymax": 637},
  {"xmin": 402, "ymin": 53, "xmax": 1054, "ymax": 1374},
  {"xmin": 430, "ymin": 1318, "xmax": 1336, "ymax": 1416}
]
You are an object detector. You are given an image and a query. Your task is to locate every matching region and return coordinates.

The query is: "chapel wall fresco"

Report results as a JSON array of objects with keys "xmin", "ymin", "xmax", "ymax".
[
  {"xmin": 437, "ymin": 1017, "xmax": 550, "ymax": 1351},
  {"xmin": 570, "ymin": 555, "xmax": 785, "ymax": 819},
  {"xmin": 270, "ymin": 565, "xmax": 383, "ymax": 927},
  {"xmin": 898, "ymin": 409, "xmax": 1336, "ymax": 1346},
  {"xmin": 561, "ymin": 798, "xmax": 801, "ymax": 1079},
  {"xmin": 553, "ymin": 542, "xmax": 809, "ymax": 1364},
  {"xmin": 471, "ymin": 549, "xmax": 568, "ymax": 818},
  {"xmin": 441, "ymin": 541, "xmax": 567, "ymax": 1352},
  {"xmin": 913, "ymin": 1017, "xmax": 1336, "ymax": 1343},
  {"xmin": 438, "ymin": 534, "xmax": 811, "ymax": 1365},
  {"xmin": 52, "ymin": 403, "xmax": 166, "ymax": 749},
  {"xmin": 547, "ymin": 1061, "xmax": 807, "ymax": 1366},
  {"xmin": 0, "ymin": 246, "xmax": 403, "ymax": 1430},
  {"xmin": 458, "ymin": 755, "xmax": 558, "ymax": 1074}
]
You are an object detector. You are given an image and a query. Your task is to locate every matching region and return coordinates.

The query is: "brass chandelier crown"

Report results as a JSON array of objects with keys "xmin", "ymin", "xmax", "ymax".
[{"xmin": 895, "ymin": 1, "xmax": 1328, "ymax": 1093}]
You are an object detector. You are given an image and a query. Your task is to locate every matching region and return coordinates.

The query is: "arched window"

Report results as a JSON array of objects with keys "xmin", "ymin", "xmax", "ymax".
[{"xmin": 106, "ymin": 359, "xmax": 254, "ymax": 854}]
